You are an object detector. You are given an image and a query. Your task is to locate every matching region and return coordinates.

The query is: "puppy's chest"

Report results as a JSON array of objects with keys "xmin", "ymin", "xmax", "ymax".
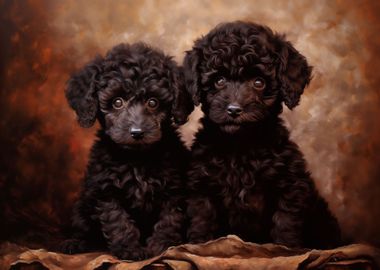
[
  {"xmin": 207, "ymin": 151, "xmax": 277, "ymax": 211},
  {"xmin": 114, "ymin": 165, "xmax": 169, "ymax": 210}
]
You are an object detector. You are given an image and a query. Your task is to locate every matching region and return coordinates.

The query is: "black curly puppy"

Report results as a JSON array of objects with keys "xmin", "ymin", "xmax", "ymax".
[
  {"xmin": 61, "ymin": 43, "xmax": 193, "ymax": 260},
  {"xmin": 183, "ymin": 21, "xmax": 341, "ymax": 249}
]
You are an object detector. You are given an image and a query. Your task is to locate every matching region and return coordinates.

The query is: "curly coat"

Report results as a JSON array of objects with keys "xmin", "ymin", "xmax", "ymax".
[
  {"xmin": 61, "ymin": 43, "xmax": 193, "ymax": 260},
  {"xmin": 183, "ymin": 21, "xmax": 341, "ymax": 249}
]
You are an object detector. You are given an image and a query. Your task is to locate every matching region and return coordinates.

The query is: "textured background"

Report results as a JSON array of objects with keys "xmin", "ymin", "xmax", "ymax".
[{"xmin": 0, "ymin": 0, "xmax": 379, "ymax": 246}]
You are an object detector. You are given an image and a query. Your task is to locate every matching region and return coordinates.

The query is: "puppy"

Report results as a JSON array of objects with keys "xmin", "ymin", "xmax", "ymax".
[
  {"xmin": 61, "ymin": 43, "xmax": 193, "ymax": 260},
  {"xmin": 183, "ymin": 21, "xmax": 341, "ymax": 249}
]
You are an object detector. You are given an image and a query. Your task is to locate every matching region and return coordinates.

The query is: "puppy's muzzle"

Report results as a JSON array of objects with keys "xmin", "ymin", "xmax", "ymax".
[
  {"xmin": 130, "ymin": 127, "xmax": 144, "ymax": 140},
  {"xmin": 227, "ymin": 104, "xmax": 243, "ymax": 118}
]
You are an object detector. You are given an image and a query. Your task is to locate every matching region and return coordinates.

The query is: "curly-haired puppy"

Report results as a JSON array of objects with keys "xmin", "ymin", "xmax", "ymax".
[
  {"xmin": 61, "ymin": 43, "xmax": 193, "ymax": 260},
  {"xmin": 183, "ymin": 21, "xmax": 341, "ymax": 249}
]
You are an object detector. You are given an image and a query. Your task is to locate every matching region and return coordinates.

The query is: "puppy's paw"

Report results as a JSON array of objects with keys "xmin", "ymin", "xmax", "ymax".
[
  {"xmin": 113, "ymin": 246, "xmax": 148, "ymax": 261},
  {"xmin": 146, "ymin": 242, "xmax": 166, "ymax": 257},
  {"xmin": 60, "ymin": 238, "xmax": 88, "ymax": 254}
]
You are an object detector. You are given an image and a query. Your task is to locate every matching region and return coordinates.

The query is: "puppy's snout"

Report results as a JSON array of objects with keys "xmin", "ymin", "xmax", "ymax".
[
  {"xmin": 227, "ymin": 104, "xmax": 243, "ymax": 118},
  {"xmin": 130, "ymin": 127, "xmax": 144, "ymax": 140}
]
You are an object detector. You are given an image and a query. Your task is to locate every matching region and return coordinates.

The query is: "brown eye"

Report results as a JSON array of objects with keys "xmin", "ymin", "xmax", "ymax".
[
  {"xmin": 112, "ymin": 97, "xmax": 124, "ymax": 109},
  {"xmin": 214, "ymin": 76, "xmax": 227, "ymax": 89},
  {"xmin": 253, "ymin": 77, "xmax": 266, "ymax": 90},
  {"xmin": 147, "ymin": 98, "xmax": 159, "ymax": 109}
]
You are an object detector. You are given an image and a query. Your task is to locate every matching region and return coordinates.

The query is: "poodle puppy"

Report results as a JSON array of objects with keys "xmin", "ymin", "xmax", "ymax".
[
  {"xmin": 61, "ymin": 43, "xmax": 193, "ymax": 260},
  {"xmin": 183, "ymin": 21, "xmax": 341, "ymax": 249}
]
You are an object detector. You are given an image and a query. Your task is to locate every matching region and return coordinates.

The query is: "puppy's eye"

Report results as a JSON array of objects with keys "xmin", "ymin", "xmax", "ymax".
[
  {"xmin": 147, "ymin": 98, "xmax": 159, "ymax": 109},
  {"xmin": 112, "ymin": 97, "xmax": 124, "ymax": 109},
  {"xmin": 253, "ymin": 77, "xmax": 266, "ymax": 90},
  {"xmin": 214, "ymin": 76, "xmax": 227, "ymax": 89}
]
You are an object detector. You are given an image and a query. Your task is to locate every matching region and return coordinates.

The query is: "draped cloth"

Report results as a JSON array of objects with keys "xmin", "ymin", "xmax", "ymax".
[{"xmin": 1, "ymin": 235, "xmax": 379, "ymax": 270}]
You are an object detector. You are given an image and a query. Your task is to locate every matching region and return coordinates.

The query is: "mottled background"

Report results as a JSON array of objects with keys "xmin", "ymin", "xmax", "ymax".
[{"xmin": 0, "ymin": 0, "xmax": 379, "ymax": 247}]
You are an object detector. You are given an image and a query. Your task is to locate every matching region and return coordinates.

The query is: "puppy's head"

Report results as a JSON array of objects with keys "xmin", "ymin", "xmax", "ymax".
[
  {"xmin": 183, "ymin": 21, "xmax": 312, "ymax": 134},
  {"xmin": 66, "ymin": 43, "xmax": 193, "ymax": 148}
]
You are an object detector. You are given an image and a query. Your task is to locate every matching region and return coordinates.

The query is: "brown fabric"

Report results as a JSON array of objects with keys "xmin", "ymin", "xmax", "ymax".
[{"xmin": 1, "ymin": 235, "xmax": 379, "ymax": 270}]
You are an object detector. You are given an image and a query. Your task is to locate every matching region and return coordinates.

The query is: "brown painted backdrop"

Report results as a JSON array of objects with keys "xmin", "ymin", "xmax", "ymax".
[{"xmin": 0, "ymin": 0, "xmax": 379, "ymax": 247}]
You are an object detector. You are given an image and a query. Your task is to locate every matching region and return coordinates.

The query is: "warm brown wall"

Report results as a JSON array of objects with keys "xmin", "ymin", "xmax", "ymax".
[{"xmin": 0, "ymin": 0, "xmax": 379, "ymax": 246}]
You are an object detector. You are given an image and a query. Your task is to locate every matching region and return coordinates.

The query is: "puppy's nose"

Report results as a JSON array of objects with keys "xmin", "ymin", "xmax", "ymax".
[
  {"xmin": 227, "ymin": 104, "xmax": 243, "ymax": 117},
  {"xmin": 130, "ymin": 127, "xmax": 144, "ymax": 139}
]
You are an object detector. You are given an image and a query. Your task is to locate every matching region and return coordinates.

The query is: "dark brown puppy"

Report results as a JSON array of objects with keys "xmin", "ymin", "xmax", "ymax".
[
  {"xmin": 183, "ymin": 21, "xmax": 341, "ymax": 249},
  {"xmin": 61, "ymin": 43, "xmax": 193, "ymax": 260}
]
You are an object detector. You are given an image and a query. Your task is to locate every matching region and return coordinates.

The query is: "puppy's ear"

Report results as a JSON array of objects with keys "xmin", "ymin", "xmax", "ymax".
[
  {"xmin": 183, "ymin": 49, "xmax": 201, "ymax": 106},
  {"xmin": 65, "ymin": 56, "xmax": 103, "ymax": 127},
  {"xmin": 276, "ymin": 38, "xmax": 312, "ymax": 109},
  {"xmin": 170, "ymin": 67, "xmax": 194, "ymax": 125}
]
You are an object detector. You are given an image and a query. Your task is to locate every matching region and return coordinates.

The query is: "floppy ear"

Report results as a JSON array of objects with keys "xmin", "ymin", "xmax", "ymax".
[
  {"xmin": 276, "ymin": 38, "xmax": 312, "ymax": 109},
  {"xmin": 170, "ymin": 67, "xmax": 194, "ymax": 125},
  {"xmin": 183, "ymin": 49, "xmax": 201, "ymax": 106},
  {"xmin": 65, "ymin": 56, "xmax": 103, "ymax": 128}
]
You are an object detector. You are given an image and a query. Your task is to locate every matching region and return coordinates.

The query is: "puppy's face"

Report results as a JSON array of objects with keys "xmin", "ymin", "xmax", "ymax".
[
  {"xmin": 66, "ymin": 43, "xmax": 193, "ymax": 148},
  {"xmin": 184, "ymin": 21, "xmax": 312, "ymax": 134},
  {"xmin": 201, "ymin": 68, "xmax": 279, "ymax": 134},
  {"xmin": 98, "ymin": 74, "xmax": 171, "ymax": 147}
]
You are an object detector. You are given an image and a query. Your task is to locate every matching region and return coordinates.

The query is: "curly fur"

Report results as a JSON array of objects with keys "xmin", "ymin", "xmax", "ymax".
[
  {"xmin": 61, "ymin": 43, "xmax": 193, "ymax": 260},
  {"xmin": 183, "ymin": 21, "xmax": 341, "ymax": 249}
]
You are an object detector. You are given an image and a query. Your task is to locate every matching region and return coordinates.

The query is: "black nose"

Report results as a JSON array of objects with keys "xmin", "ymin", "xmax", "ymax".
[
  {"xmin": 130, "ymin": 127, "xmax": 144, "ymax": 139},
  {"xmin": 227, "ymin": 104, "xmax": 243, "ymax": 117}
]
